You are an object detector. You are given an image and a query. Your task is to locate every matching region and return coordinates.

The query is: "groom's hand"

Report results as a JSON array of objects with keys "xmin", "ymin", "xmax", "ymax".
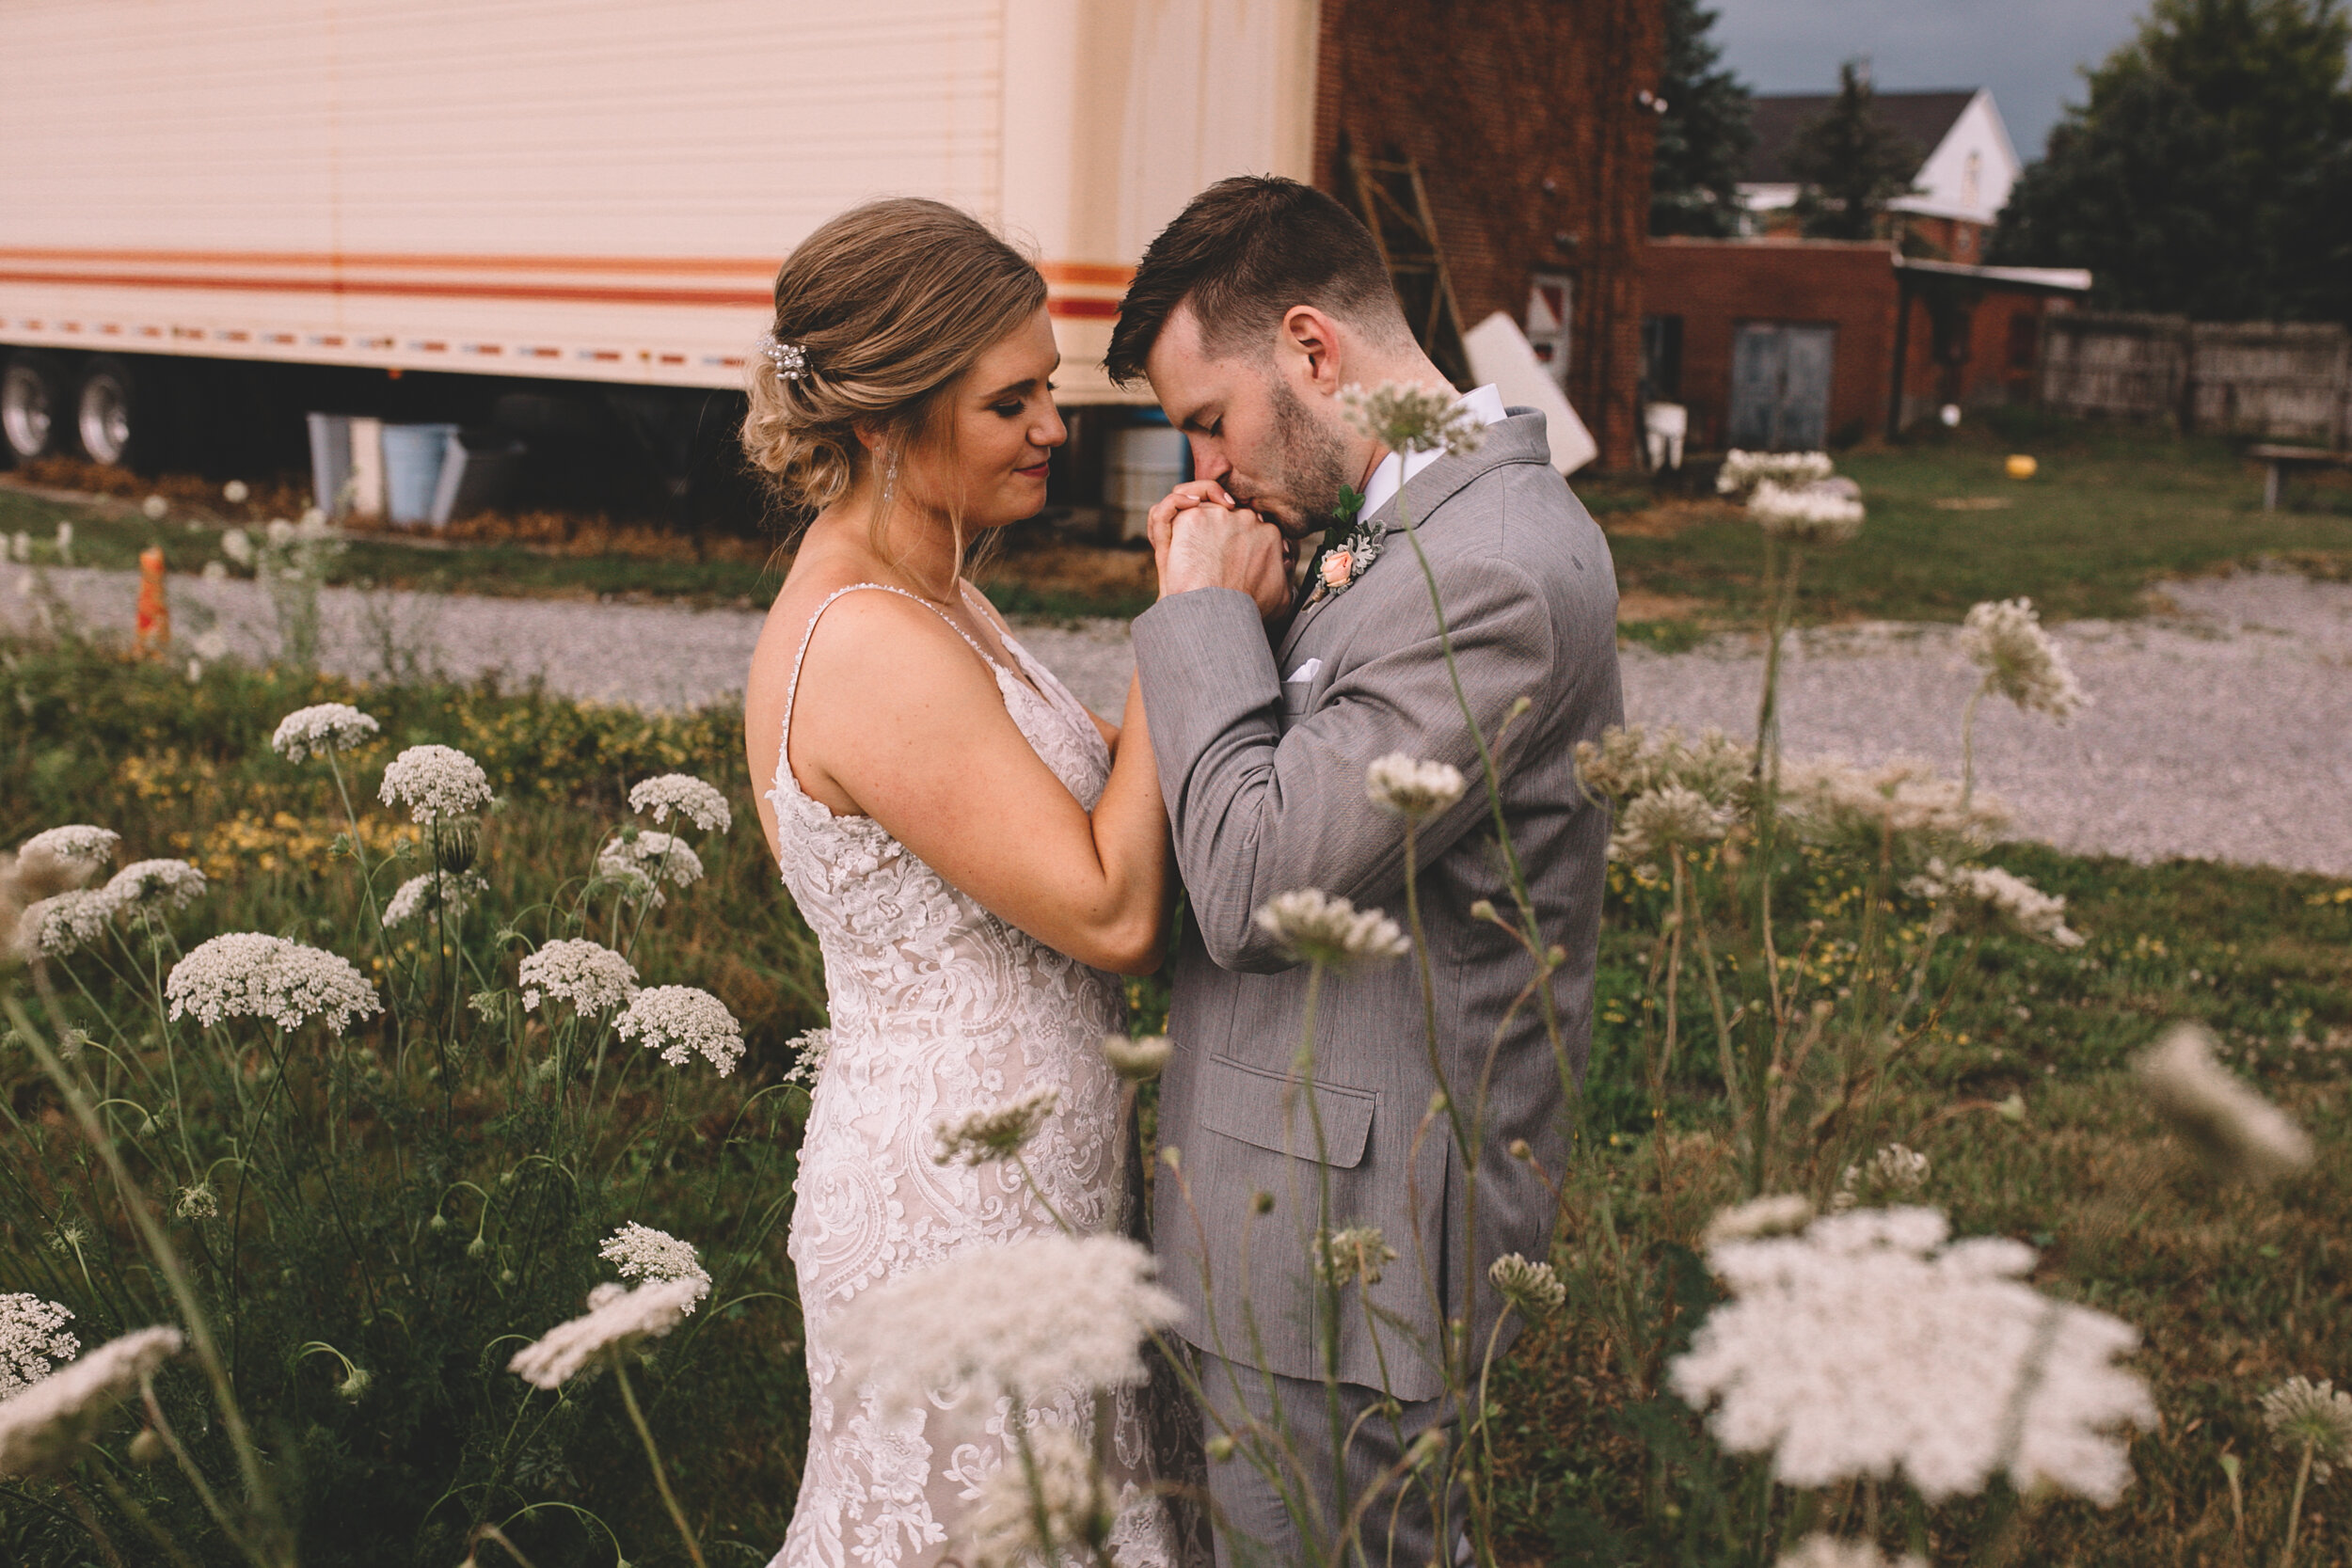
[{"xmin": 1154, "ymin": 500, "xmax": 1292, "ymax": 622}]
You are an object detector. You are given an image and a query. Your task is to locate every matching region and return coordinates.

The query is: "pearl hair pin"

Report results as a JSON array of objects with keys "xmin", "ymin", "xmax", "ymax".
[{"xmin": 764, "ymin": 335, "xmax": 810, "ymax": 383}]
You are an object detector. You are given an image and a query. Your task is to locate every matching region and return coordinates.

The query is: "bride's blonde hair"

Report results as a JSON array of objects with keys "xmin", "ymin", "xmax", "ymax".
[{"xmin": 742, "ymin": 199, "xmax": 1049, "ymax": 532}]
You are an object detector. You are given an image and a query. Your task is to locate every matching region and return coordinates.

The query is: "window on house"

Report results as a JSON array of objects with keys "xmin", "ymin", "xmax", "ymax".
[
  {"xmin": 1963, "ymin": 150, "xmax": 1982, "ymax": 211},
  {"xmin": 1526, "ymin": 274, "xmax": 1573, "ymax": 391}
]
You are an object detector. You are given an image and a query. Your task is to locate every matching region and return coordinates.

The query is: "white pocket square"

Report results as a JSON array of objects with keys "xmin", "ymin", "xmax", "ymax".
[{"xmin": 1283, "ymin": 657, "xmax": 1323, "ymax": 685}]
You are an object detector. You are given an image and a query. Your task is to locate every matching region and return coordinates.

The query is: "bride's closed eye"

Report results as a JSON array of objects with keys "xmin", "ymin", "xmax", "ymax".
[{"xmin": 993, "ymin": 381, "xmax": 1056, "ymax": 419}]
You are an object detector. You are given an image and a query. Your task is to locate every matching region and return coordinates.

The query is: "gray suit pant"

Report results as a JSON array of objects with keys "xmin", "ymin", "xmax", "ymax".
[{"xmin": 1195, "ymin": 1350, "xmax": 1467, "ymax": 1568}]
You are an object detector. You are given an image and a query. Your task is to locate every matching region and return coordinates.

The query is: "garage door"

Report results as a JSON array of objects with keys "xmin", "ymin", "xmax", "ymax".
[{"xmin": 1728, "ymin": 323, "xmax": 1836, "ymax": 451}]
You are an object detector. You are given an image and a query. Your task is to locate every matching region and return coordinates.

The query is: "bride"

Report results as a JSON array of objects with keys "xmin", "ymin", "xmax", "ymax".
[{"xmin": 739, "ymin": 198, "xmax": 1177, "ymax": 1567}]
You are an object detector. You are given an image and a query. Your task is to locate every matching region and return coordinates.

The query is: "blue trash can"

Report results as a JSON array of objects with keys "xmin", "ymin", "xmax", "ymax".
[{"xmin": 382, "ymin": 422, "xmax": 459, "ymax": 527}]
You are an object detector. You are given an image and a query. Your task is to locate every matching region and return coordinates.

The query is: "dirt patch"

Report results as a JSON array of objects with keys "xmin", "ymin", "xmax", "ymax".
[
  {"xmin": 982, "ymin": 536, "xmax": 1157, "ymax": 602},
  {"xmin": 1599, "ymin": 498, "xmax": 1741, "ymax": 539},
  {"xmin": 1617, "ymin": 589, "xmax": 1706, "ymax": 623}
]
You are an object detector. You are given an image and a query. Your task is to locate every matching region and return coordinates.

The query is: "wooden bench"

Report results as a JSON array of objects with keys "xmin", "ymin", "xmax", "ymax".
[{"xmin": 2248, "ymin": 444, "xmax": 2352, "ymax": 511}]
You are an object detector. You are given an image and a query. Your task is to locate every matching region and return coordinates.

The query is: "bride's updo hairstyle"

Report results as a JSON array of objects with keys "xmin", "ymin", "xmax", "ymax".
[{"xmin": 742, "ymin": 198, "xmax": 1048, "ymax": 515}]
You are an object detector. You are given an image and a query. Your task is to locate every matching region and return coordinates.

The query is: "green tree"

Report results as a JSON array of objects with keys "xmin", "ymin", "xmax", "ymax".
[
  {"xmin": 1786, "ymin": 60, "xmax": 1923, "ymax": 241},
  {"xmin": 1649, "ymin": 0, "xmax": 1756, "ymax": 237},
  {"xmin": 1993, "ymin": 0, "xmax": 2352, "ymax": 322}
]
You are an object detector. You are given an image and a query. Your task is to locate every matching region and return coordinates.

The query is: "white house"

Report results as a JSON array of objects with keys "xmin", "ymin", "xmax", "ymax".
[{"xmin": 1738, "ymin": 87, "xmax": 2023, "ymax": 259}]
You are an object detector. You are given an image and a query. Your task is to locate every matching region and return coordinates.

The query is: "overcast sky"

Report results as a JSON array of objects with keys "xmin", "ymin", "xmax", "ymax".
[{"xmin": 1708, "ymin": 0, "xmax": 2153, "ymax": 160}]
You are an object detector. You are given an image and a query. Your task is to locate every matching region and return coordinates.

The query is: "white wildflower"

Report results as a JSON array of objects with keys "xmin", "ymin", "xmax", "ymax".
[
  {"xmin": 1101, "ymin": 1034, "xmax": 1172, "ymax": 1083},
  {"xmin": 141, "ymin": 495, "xmax": 169, "ymax": 520},
  {"xmin": 833, "ymin": 1233, "xmax": 1181, "ymax": 1412},
  {"xmin": 175, "ymin": 1183, "xmax": 219, "ymax": 1221},
  {"xmin": 596, "ymin": 831, "xmax": 704, "ymax": 905},
  {"xmin": 100, "ymin": 860, "xmax": 208, "ymax": 922},
  {"xmin": 1253, "ymin": 888, "xmax": 1410, "ymax": 971},
  {"xmin": 1703, "ymin": 1195, "xmax": 1817, "ymax": 1246},
  {"xmin": 628, "ymin": 774, "xmax": 732, "ymax": 833},
  {"xmin": 507, "ymin": 1279, "xmax": 700, "ymax": 1390},
  {"xmin": 1575, "ymin": 724, "xmax": 1755, "ymax": 814},
  {"xmin": 934, "ymin": 1086, "xmax": 1060, "ymax": 1166},
  {"xmin": 220, "ymin": 528, "xmax": 254, "ymax": 566},
  {"xmin": 1905, "ymin": 860, "xmax": 2083, "ymax": 948},
  {"xmin": 17, "ymin": 827, "xmax": 119, "ymax": 871},
  {"xmin": 1716, "ymin": 449, "xmax": 1835, "ymax": 498},
  {"xmin": 1778, "ymin": 754, "xmax": 2007, "ymax": 855},
  {"xmin": 1960, "ymin": 599, "xmax": 2086, "ymax": 722},
  {"xmin": 780, "ymin": 1026, "xmax": 833, "ymax": 1089},
  {"xmin": 15, "ymin": 891, "xmax": 115, "ymax": 960},
  {"xmin": 598, "ymin": 1223, "xmax": 712, "ymax": 1312},
  {"xmin": 1670, "ymin": 1207, "xmax": 2156, "ymax": 1504},
  {"xmin": 0, "ymin": 1296, "xmax": 79, "ymax": 1401},
  {"xmin": 165, "ymin": 933, "xmax": 384, "ymax": 1035},
  {"xmin": 222, "ymin": 480, "xmax": 249, "ymax": 504},
  {"xmin": 1611, "ymin": 784, "xmax": 1733, "ymax": 863},
  {"xmin": 2135, "ymin": 1023, "xmax": 2312, "ymax": 1185},
  {"xmin": 614, "ymin": 986, "xmax": 744, "ymax": 1076},
  {"xmin": 8, "ymin": 531, "xmax": 26, "ymax": 563},
  {"xmin": 970, "ymin": 1423, "xmax": 1118, "ymax": 1568},
  {"xmin": 1775, "ymin": 1536, "xmax": 1927, "ymax": 1568},
  {"xmin": 517, "ymin": 939, "xmax": 638, "ymax": 1015},
  {"xmin": 2261, "ymin": 1376, "xmax": 2352, "ymax": 1483},
  {"xmin": 1749, "ymin": 479, "xmax": 1865, "ymax": 546},
  {"xmin": 1338, "ymin": 381, "xmax": 1487, "ymax": 457},
  {"xmin": 0, "ymin": 1326, "xmax": 183, "ymax": 1478},
  {"xmin": 1489, "ymin": 1253, "xmax": 1566, "ymax": 1319},
  {"xmin": 270, "ymin": 703, "xmax": 381, "ymax": 762},
  {"xmin": 1366, "ymin": 753, "xmax": 1467, "ymax": 821},
  {"xmin": 1317, "ymin": 1226, "xmax": 1398, "ymax": 1288},
  {"xmin": 381, "ymin": 868, "xmax": 487, "ymax": 929},
  {"xmin": 1834, "ymin": 1144, "xmax": 1931, "ymax": 1212},
  {"xmin": 378, "ymin": 744, "xmax": 493, "ymax": 825}
]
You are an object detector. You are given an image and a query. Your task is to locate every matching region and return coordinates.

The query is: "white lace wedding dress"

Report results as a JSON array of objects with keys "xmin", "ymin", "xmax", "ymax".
[{"xmin": 766, "ymin": 582, "xmax": 1174, "ymax": 1568}]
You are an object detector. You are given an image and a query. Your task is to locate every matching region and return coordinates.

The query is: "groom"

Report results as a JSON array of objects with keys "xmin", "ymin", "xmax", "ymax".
[{"xmin": 1110, "ymin": 176, "xmax": 1625, "ymax": 1566}]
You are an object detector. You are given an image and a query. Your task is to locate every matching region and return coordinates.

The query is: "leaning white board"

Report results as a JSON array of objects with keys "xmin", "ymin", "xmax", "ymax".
[{"xmin": 1462, "ymin": 310, "xmax": 1599, "ymax": 475}]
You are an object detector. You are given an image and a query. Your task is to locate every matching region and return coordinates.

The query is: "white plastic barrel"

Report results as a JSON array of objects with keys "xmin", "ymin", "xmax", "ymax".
[
  {"xmin": 1104, "ymin": 423, "xmax": 1188, "ymax": 542},
  {"xmin": 382, "ymin": 422, "xmax": 459, "ymax": 526}
]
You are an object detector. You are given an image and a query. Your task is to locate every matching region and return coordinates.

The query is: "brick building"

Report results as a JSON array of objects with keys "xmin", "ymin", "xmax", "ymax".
[
  {"xmin": 1641, "ymin": 237, "xmax": 2089, "ymax": 451},
  {"xmin": 1312, "ymin": 0, "xmax": 1665, "ymax": 470}
]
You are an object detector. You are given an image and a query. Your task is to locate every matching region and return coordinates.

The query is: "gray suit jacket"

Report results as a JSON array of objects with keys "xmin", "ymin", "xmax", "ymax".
[{"xmin": 1132, "ymin": 409, "xmax": 1624, "ymax": 1400}]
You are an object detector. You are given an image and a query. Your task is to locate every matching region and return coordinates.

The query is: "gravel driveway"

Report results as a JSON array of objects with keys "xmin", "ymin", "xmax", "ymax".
[{"xmin": 9, "ymin": 563, "xmax": 2349, "ymax": 878}]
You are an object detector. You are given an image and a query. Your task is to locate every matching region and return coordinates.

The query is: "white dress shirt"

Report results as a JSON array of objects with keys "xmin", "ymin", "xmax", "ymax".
[{"xmin": 1353, "ymin": 383, "xmax": 1510, "ymax": 524}]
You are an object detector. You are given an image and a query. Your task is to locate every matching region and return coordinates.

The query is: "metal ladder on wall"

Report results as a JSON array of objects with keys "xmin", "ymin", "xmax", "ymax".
[{"xmin": 1343, "ymin": 152, "xmax": 1470, "ymax": 387}]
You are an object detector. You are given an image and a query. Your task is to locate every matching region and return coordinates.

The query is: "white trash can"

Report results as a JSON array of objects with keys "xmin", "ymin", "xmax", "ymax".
[{"xmin": 1105, "ymin": 423, "xmax": 1189, "ymax": 542}]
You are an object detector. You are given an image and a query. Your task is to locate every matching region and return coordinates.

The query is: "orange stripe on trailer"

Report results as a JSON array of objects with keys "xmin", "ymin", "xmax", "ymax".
[
  {"xmin": 0, "ymin": 266, "xmax": 775, "ymax": 309},
  {"xmin": 1047, "ymin": 297, "xmax": 1120, "ymax": 320},
  {"xmin": 0, "ymin": 246, "xmax": 779, "ymax": 277}
]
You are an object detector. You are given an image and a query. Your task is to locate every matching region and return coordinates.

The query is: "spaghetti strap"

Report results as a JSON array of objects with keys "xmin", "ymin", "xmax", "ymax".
[{"xmin": 774, "ymin": 581, "xmax": 1005, "ymax": 808}]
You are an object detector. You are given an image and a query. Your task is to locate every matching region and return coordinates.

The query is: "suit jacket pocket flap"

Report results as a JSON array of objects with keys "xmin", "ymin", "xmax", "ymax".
[{"xmin": 1200, "ymin": 1055, "xmax": 1375, "ymax": 1168}]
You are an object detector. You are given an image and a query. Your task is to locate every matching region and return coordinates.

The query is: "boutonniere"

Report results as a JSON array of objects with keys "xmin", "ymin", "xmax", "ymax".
[{"xmin": 1307, "ymin": 485, "xmax": 1382, "ymax": 602}]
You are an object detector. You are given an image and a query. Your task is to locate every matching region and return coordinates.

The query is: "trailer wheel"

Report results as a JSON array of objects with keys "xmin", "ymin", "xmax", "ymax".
[
  {"xmin": 2, "ymin": 350, "xmax": 70, "ymax": 465},
  {"xmin": 75, "ymin": 356, "xmax": 161, "ymax": 469}
]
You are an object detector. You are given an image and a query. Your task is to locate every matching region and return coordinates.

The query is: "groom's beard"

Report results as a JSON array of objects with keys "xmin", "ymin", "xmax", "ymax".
[{"xmin": 1250, "ymin": 376, "xmax": 1358, "ymax": 541}]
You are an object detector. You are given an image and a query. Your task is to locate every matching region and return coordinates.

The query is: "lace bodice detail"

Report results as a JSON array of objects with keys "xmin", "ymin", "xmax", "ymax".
[{"xmin": 765, "ymin": 583, "xmax": 1167, "ymax": 1568}]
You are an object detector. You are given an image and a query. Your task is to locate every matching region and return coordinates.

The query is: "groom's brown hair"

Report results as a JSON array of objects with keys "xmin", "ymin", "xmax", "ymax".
[{"xmin": 1105, "ymin": 176, "xmax": 1410, "ymax": 387}]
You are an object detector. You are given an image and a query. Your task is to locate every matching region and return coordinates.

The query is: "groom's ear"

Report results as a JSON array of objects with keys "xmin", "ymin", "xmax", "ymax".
[{"xmin": 1279, "ymin": 306, "xmax": 1345, "ymax": 397}]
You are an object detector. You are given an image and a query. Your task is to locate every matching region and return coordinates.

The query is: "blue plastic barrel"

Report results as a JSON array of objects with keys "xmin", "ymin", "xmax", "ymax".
[{"xmin": 382, "ymin": 423, "xmax": 459, "ymax": 527}]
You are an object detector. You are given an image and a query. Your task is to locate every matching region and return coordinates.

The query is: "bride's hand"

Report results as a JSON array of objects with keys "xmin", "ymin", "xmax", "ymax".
[{"xmin": 1153, "ymin": 500, "xmax": 1292, "ymax": 623}]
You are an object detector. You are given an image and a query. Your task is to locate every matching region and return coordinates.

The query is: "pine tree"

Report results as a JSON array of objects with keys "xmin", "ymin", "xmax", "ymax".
[
  {"xmin": 1649, "ymin": 0, "xmax": 1755, "ymax": 237},
  {"xmin": 1785, "ymin": 60, "xmax": 1923, "ymax": 241}
]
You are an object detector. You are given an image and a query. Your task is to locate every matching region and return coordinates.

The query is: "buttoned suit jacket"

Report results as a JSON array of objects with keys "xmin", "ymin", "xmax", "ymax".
[{"xmin": 1131, "ymin": 409, "xmax": 1624, "ymax": 1400}]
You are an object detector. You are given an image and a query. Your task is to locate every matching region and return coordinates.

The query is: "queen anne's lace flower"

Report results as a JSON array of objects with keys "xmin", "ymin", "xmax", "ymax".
[
  {"xmin": 1575, "ymin": 724, "xmax": 1755, "ymax": 815},
  {"xmin": 1670, "ymin": 1207, "xmax": 2156, "ymax": 1504},
  {"xmin": 381, "ymin": 868, "xmax": 488, "ymax": 928},
  {"xmin": 614, "ymin": 986, "xmax": 744, "ymax": 1076},
  {"xmin": 1749, "ymin": 479, "xmax": 1865, "ymax": 545},
  {"xmin": 1489, "ymin": 1253, "xmax": 1566, "ymax": 1319},
  {"xmin": 596, "ymin": 832, "xmax": 704, "ymax": 904},
  {"xmin": 1778, "ymin": 755, "xmax": 2007, "ymax": 856},
  {"xmin": 100, "ymin": 860, "xmax": 208, "ymax": 921},
  {"xmin": 17, "ymin": 827, "xmax": 119, "ymax": 870},
  {"xmin": 0, "ymin": 1296, "xmax": 79, "ymax": 1401},
  {"xmin": 1101, "ymin": 1034, "xmax": 1172, "ymax": 1083},
  {"xmin": 1704, "ymin": 1195, "xmax": 1817, "ymax": 1246},
  {"xmin": 270, "ymin": 703, "xmax": 381, "ymax": 762},
  {"xmin": 779, "ymin": 1026, "xmax": 833, "ymax": 1088},
  {"xmin": 175, "ymin": 1183, "xmax": 220, "ymax": 1221},
  {"xmin": 1366, "ymin": 753, "xmax": 1467, "ymax": 820},
  {"xmin": 1716, "ymin": 449, "xmax": 1835, "ymax": 498},
  {"xmin": 517, "ymin": 939, "xmax": 639, "ymax": 1015},
  {"xmin": 1254, "ymin": 889, "xmax": 1411, "ymax": 971},
  {"xmin": 934, "ymin": 1086, "xmax": 1061, "ymax": 1165},
  {"xmin": 598, "ymin": 1223, "xmax": 712, "ymax": 1311},
  {"xmin": 506, "ymin": 1279, "xmax": 700, "ymax": 1390},
  {"xmin": 0, "ymin": 1325, "xmax": 183, "ymax": 1478},
  {"xmin": 1834, "ymin": 1144, "xmax": 1931, "ymax": 1212},
  {"xmin": 165, "ymin": 933, "xmax": 384, "ymax": 1035},
  {"xmin": 2135, "ymin": 1023, "xmax": 2312, "ymax": 1184},
  {"xmin": 1960, "ymin": 598, "xmax": 2086, "ymax": 722},
  {"xmin": 833, "ymin": 1233, "xmax": 1180, "ymax": 1412},
  {"xmin": 627, "ymin": 774, "xmax": 732, "ymax": 833},
  {"xmin": 1317, "ymin": 1227, "xmax": 1398, "ymax": 1287},
  {"xmin": 378, "ymin": 744, "xmax": 493, "ymax": 825},
  {"xmin": 1775, "ymin": 1537, "xmax": 1927, "ymax": 1568},
  {"xmin": 2262, "ymin": 1376, "xmax": 2352, "ymax": 1482},
  {"xmin": 14, "ymin": 891, "xmax": 115, "ymax": 959},
  {"xmin": 1905, "ymin": 860, "xmax": 2084, "ymax": 948},
  {"xmin": 1338, "ymin": 381, "xmax": 1488, "ymax": 457},
  {"xmin": 1611, "ymin": 784, "xmax": 1734, "ymax": 863},
  {"xmin": 969, "ymin": 1423, "xmax": 1117, "ymax": 1568}
]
